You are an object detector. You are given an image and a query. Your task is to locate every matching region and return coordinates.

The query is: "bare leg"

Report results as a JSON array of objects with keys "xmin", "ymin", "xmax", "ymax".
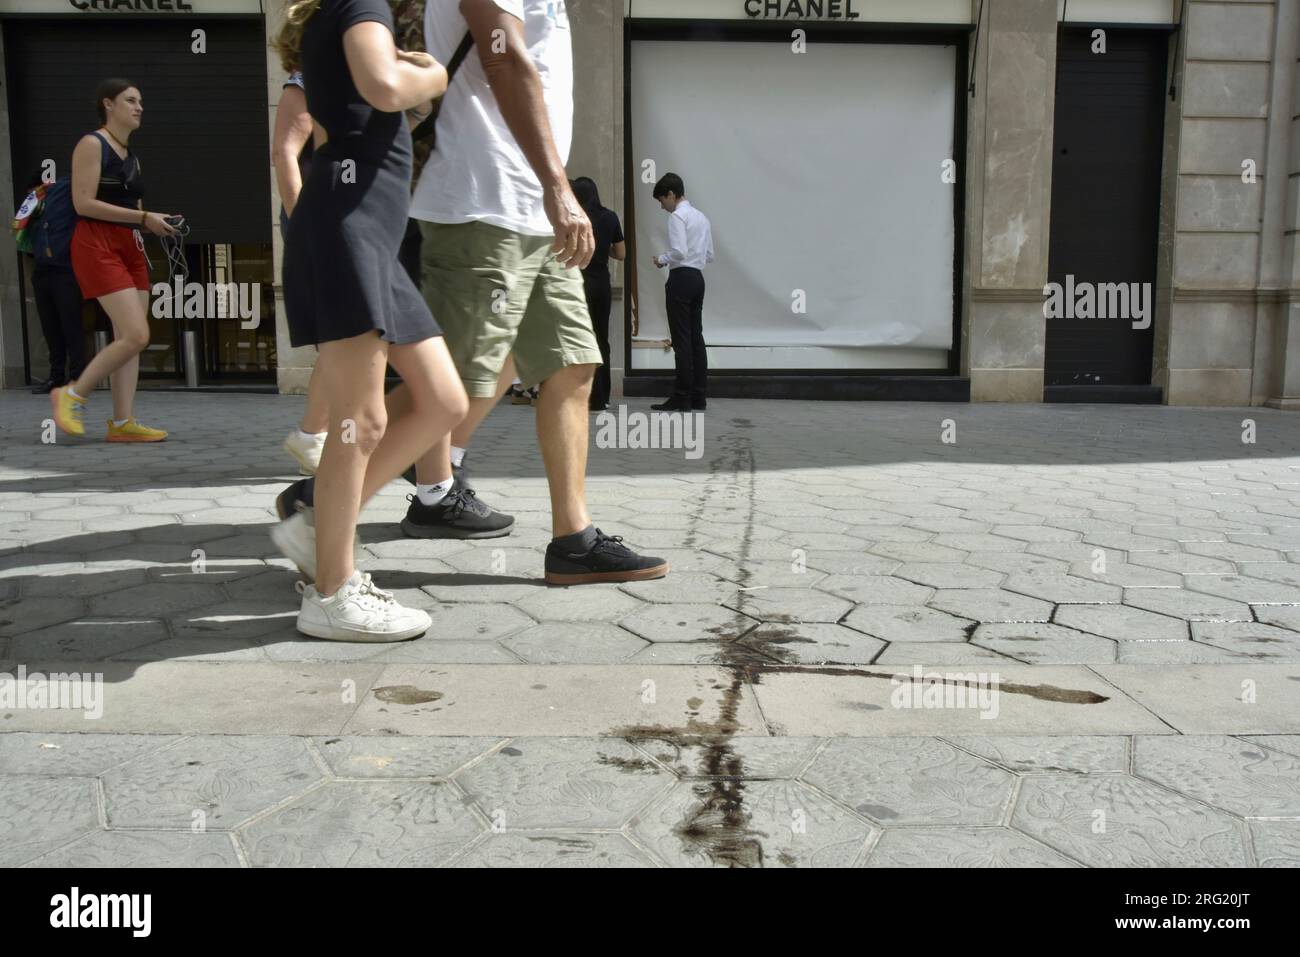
[
  {"xmin": 69, "ymin": 287, "xmax": 150, "ymax": 419},
  {"xmin": 313, "ymin": 332, "xmax": 389, "ymax": 597},
  {"xmin": 535, "ymin": 362, "xmax": 598, "ymax": 537},
  {"xmin": 359, "ymin": 337, "xmax": 467, "ymax": 503},
  {"xmin": 299, "ymin": 359, "xmax": 329, "ymax": 434},
  {"xmin": 414, "ymin": 354, "xmax": 517, "ymax": 485}
]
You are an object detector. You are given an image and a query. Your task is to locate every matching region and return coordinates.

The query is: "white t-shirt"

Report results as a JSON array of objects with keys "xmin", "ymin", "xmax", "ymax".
[{"xmin": 410, "ymin": 0, "xmax": 573, "ymax": 237}]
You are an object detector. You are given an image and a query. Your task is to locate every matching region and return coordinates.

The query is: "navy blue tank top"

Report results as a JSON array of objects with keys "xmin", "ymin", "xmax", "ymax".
[{"xmin": 90, "ymin": 131, "xmax": 144, "ymax": 212}]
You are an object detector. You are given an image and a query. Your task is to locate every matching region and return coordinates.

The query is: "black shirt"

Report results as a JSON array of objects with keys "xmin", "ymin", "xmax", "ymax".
[
  {"xmin": 582, "ymin": 206, "xmax": 624, "ymax": 282},
  {"xmin": 299, "ymin": 0, "xmax": 408, "ymax": 165}
]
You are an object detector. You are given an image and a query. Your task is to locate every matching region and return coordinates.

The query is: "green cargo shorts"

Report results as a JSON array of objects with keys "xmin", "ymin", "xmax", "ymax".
[{"xmin": 417, "ymin": 220, "xmax": 603, "ymax": 398}]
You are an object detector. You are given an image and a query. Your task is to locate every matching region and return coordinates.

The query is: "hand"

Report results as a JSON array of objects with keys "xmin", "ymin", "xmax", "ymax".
[
  {"xmin": 143, "ymin": 212, "xmax": 178, "ymax": 237},
  {"xmin": 396, "ymin": 49, "xmax": 438, "ymax": 69},
  {"xmin": 544, "ymin": 184, "xmax": 593, "ymax": 269},
  {"xmin": 653, "ymin": 256, "xmax": 664, "ymax": 269}
]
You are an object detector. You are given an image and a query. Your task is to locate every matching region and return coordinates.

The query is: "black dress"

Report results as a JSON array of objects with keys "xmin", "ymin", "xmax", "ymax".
[{"xmin": 283, "ymin": 0, "xmax": 439, "ymax": 347}]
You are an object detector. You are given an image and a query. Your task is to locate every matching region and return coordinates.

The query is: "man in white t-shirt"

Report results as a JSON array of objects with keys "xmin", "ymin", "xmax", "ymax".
[{"xmin": 400, "ymin": 0, "xmax": 669, "ymax": 586}]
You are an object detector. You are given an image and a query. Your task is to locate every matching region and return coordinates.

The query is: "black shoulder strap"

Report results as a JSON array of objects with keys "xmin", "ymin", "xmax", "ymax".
[
  {"xmin": 412, "ymin": 31, "xmax": 473, "ymax": 142},
  {"xmin": 447, "ymin": 30, "xmax": 474, "ymax": 81}
]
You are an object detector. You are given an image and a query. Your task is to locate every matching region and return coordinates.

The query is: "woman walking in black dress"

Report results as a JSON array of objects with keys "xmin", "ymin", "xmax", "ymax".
[{"xmin": 271, "ymin": 0, "xmax": 468, "ymax": 642}]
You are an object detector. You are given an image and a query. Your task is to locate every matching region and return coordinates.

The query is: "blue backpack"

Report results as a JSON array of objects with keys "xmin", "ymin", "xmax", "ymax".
[{"xmin": 32, "ymin": 179, "xmax": 77, "ymax": 270}]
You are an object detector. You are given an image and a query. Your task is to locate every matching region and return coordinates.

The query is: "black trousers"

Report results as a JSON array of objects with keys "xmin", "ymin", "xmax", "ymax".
[
  {"xmin": 583, "ymin": 273, "xmax": 612, "ymax": 407},
  {"xmin": 665, "ymin": 266, "xmax": 707, "ymax": 401},
  {"xmin": 32, "ymin": 267, "xmax": 86, "ymax": 383}
]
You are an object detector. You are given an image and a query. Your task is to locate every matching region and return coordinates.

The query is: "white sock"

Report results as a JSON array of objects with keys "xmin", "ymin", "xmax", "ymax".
[
  {"xmin": 298, "ymin": 428, "xmax": 325, "ymax": 442},
  {"xmin": 450, "ymin": 446, "xmax": 467, "ymax": 468},
  {"xmin": 417, "ymin": 478, "xmax": 454, "ymax": 506},
  {"xmin": 111, "ymin": 417, "xmax": 129, "ymax": 427},
  {"xmin": 68, "ymin": 387, "xmax": 86, "ymax": 402}
]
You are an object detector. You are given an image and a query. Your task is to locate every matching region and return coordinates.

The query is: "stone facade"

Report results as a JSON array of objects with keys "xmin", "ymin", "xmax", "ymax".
[{"xmin": 3, "ymin": 1, "xmax": 1297, "ymax": 407}]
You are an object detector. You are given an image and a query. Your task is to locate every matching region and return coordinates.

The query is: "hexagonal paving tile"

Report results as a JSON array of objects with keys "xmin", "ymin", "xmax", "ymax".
[
  {"xmin": 1188, "ymin": 621, "xmax": 1300, "ymax": 659},
  {"xmin": 1133, "ymin": 735, "xmax": 1300, "ymax": 817},
  {"xmin": 239, "ymin": 780, "xmax": 484, "ymax": 866},
  {"xmin": 451, "ymin": 831, "xmax": 656, "ymax": 867},
  {"xmin": 971, "ymin": 623, "xmax": 1118, "ymax": 664},
  {"xmin": 101, "ymin": 736, "xmax": 323, "ymax": 829},
  {"xmin": 631, "ymin": 779, "xmax": 875, "ymax": 867},
  {"xmin": 945, "ymin": 735, "xmax": 1128, "ymax": 773},
  {"xmin": 88, "ymin": 582, "xmax": 226, "ymax": 618},
  {"xmin": 801, "ymin": 738, "xmax": 1014, "ymax": 826},
  {"xmin": 723, "ymin": 587, "xmax": 853, "ymax": 624},
  {"xmin": 739, "ymin": 623, "xmax": 886, "ymax": 665},
  {"xmin": 843, "ymin": 605, "xmax": 975, "ymax": 643},
  {"xmin": 9, "ymin": 618, "xmax": 168, "ymax": 660},
  {"xmin": 621, "ymin": 572, "xmax": 737, "ymax": 604},
  {"xmin": 1120, "ymin": 588, "xmax": 1252, "ymax": 622},
  {"xmin": 621, "ymin": 603, "xmax": 760, "ymax": 643},
  {"xmin": 311, "ymin": 736, "xmax": 501, "ymax": 779},
  {"xmin": 455, "ymin": 738, "xmax": 674, "ymax": 829},
  {"xmin": 1053, "ymin": 604, "xmax": 1188, "ymax": 642},
  {"xmin": 28, "ymin": 830, "xmax": 241, "ymax": 868},
  {"xmin": 1001, "ymin": 573, "xmax": 1122, "ymax": 604},
  {"xmin": 927, "ymin": 588, "xmax": 1053, "ymax": 623},
  {"xmin": 1185, "ymin": 575, "xmax": 1300, "ymax": 604},
  {"xmin": 0, "ymin": 775, "xmax": 98, "ymax": 866},
  {"xmin": 422, "ymin": 602, "xmax": 535, "ymax": 641},
  {"xmin": 816, "ymin": 575, "xmax": 935, "ymax": 605},
  {"xmin": 503, "ymin": 622, "xmax": 648, "ymax": 663},
  {"xmin": 865, "ymin": 827, "xmax": 1076, "ymax": 867},
  {"xmin": 1012, "ymin": 774, "xmax": 1250, "ymax": 867},
  {"xmin": 514, "ymin": 587, "xmax": 643, "ymax": 623},
  {"xmin": 0, "ymin": 596, "xmax": 88, "ymax": 637}
]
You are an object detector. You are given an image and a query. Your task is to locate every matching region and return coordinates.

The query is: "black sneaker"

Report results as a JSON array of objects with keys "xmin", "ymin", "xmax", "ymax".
[
  {"xmin": 544, "ymin": 528, "xmax": 669, "ymax": 585},
  {"xmin": 691, "ymin": 398, "xmax": 707, "ymax": 411},
  {"xmin": 400, "ymin": 486, "xmax": 514, "ymax": 539},
  {"xmin": 651, "ymin": 398, "xmax": 692, "ymax": 412},
  {"xmin": 276, "ymin": 478, "xmax": 312, "ymax": 520}
]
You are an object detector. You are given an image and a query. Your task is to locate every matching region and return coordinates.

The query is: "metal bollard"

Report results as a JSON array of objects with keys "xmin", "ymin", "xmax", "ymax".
[
  {"xmin": 182, "ymin": 329, "xmax": 200, "ymax": 388},
  {"xmin": 93, "ymin": 331, "xmax": 109, "ymax": 390}
]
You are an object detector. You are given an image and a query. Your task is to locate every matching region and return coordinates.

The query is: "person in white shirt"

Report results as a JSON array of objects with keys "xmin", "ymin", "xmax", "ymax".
[
  {"xmin": 401, "ymin": 0, "xmax": 669, "ymax": 585},
  {"xmin": 651, "ymin": 173, "xmax": 713, "ymax": 411}
]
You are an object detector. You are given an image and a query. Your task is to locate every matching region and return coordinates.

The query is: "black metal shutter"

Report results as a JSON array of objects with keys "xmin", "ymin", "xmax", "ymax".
[
  {"xmin": 1044, "ymin": 27, "xmax": 1167, "ymax": 389},
  {"xmin": 5, "ymin": 17, "xmax": 270, "ymax": 245}
]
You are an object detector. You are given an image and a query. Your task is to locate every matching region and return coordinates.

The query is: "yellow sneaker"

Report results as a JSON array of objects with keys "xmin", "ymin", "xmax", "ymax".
[
  {"xmin": 50, "ymin": 387, "xmax": 85, "ymax": 437},
  {"xmin": 106, "ymin": 418, "xmax": 168, "ymax": 443}
]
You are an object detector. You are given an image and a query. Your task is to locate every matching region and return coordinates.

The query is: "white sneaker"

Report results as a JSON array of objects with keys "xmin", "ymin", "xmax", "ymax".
[
  {"xmin": 269, "ymin": 506, "xmax": 363, "ymax": 582},
  {"xmin": 295, "ymin": 572, "xmax": 431, "ymax": 642},
  {"xmin": 283, "ymin": 429, "xmax": 326, "ymax": 475},
  {"xmin": 270, "ymin": 509, "xmax": 317, "ymax": 580}
]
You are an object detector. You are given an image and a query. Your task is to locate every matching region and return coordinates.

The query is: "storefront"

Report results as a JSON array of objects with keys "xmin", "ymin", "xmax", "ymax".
[
  {"xmin": 2, "ymin": 0, "xmax": 1296, "ymax": 407},
  {"xmin": 0, "ymin": 0, "xmax": 275, "ymax": 387},
  {"xmin": 622, "ymin": 0, "xmax": 971, "ymax": 400}
]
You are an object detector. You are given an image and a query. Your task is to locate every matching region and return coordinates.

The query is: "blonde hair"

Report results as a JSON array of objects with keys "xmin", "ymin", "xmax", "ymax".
[{"xmin": 271, "ymin": 0, "xmax": 322, "ymax": 73}]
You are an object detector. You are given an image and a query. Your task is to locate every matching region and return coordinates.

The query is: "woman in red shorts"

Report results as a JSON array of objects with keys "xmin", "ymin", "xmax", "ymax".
[{"xmin": 50, "ymin": 78, "xmax": 181, "ymax": 442}]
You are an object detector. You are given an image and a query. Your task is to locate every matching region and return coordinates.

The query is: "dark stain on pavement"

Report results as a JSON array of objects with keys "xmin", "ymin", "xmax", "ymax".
[{"xmin": 372, "ymin": 685, "xmax": 443, "ymax": 705}]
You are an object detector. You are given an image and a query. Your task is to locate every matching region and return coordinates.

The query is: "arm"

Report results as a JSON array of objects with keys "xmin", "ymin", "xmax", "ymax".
[
  {"xmin": 70, "ymin": 134, "xmax": 176, "ymax": 235},
  {"xmin": 272, "ymin": 84, "xmax": 313, "ymax": 216},
  {"xmin": 461, "ymin": 0, "xmax": 592, "ymax": 268},
  {"xmin": 342, "ymin": 20, "xmax": 447, "ymax": 113},
  {"xmin": 658, "ymin": 212, "xmax": 686, "ymax": 267},
  {"xmin": 610, "ymin": 240, "xmax": 626, "ymax": 262}
]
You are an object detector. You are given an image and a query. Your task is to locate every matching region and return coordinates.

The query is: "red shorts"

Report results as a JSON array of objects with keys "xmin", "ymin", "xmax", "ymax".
[{"xmin": 71, "ymin": 219, "xmax": 150, "ymax": 299}]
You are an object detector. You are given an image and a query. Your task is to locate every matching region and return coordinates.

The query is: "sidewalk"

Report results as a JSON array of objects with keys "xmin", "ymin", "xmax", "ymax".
[{"xmin": 2, "ymin": 393, "xmax": 1299, "ymax": 866}]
